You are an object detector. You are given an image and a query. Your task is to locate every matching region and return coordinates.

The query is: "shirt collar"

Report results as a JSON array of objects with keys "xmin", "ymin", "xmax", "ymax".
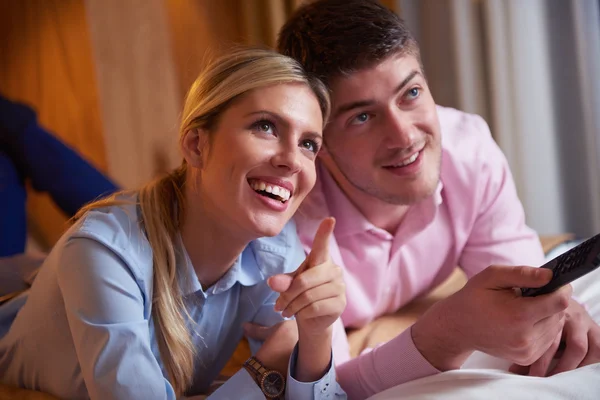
[
  {"xmin": 177, "ymin": 224, "xmax": 298, "ymax": 297},
  {"xmin": 318, "ymin": 161, "xmax": 374, "ymax": 238},
  {"xmin": 318, "ymin": 160, "xmax": 444, "ymax": 239}
]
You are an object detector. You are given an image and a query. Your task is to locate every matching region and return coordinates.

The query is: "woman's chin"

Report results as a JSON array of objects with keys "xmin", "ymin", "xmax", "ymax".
[{"xmin": 246, "ymin": 215, "xmax": 288, "ymax": 238}]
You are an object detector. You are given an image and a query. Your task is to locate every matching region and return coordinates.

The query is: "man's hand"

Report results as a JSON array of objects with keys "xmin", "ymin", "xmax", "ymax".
[
  {"xmin": 511, "ymin": 298, "xmax": 600, "ymax": 376},
  {"xmin": 245, "ymin": 320, "xmax": 299, "ymax": 375},
  {"xmin": 268, "ymin": 217, "xmax": 346, "ymax": 338},
  {"xmin": 412, "ymin": 265, "xmax": 571, "ymax": 371}
]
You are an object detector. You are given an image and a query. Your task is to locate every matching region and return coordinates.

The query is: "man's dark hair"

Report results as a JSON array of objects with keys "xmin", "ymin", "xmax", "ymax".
[{"xmin": 277, "ymin": 0, "xmax": 421, "ymax": 85}]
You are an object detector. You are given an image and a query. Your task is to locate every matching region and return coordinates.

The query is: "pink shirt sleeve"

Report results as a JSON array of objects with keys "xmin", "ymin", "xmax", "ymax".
[
  {"xmin": 458, "ymin": 116, "xmax": 545, "ymax": 278},
  {"xmin": 335, "ymin": 327, "xmax": 440, "ymax": 400}
]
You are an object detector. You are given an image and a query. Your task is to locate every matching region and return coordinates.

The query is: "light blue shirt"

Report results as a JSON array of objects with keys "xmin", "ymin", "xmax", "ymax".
[{"xmin": 0, "ymin": 202, "xmax": 346, "ymax": 400}]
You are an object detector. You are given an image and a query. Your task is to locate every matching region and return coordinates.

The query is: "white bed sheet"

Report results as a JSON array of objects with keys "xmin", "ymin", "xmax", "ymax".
[{"xmin": 369, "ymin": 243, "xmax": 600, "ymax": 400}]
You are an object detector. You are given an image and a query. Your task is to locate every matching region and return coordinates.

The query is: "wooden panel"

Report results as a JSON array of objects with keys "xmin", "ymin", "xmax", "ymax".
[
  {"xmin": 85, "ymin": 0, "xmax": 182, "ymax": 189},
  {"xmin": 0, "ymin": 0, "xmax": 107, "ymax": 248},
  {"xmin": 165, "ymin": 0, "xmax": 245, "ymax": 97}
]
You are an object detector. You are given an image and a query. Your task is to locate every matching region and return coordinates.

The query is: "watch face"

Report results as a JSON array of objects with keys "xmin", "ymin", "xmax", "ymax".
[{"xmin": 261, "ymin": 371, "xmax": 285, "ymax": 397}]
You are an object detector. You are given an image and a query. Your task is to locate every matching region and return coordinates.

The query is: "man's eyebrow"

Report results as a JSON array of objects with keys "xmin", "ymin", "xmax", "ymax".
[{"xmin": 333, "ymin": 70, "xmax": 422, "ymax": 118}]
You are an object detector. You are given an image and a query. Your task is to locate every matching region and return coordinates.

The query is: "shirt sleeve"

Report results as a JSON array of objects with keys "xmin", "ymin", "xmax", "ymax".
[
  {"xmin": 458, "ymin": 116, "xmax": 545, "ymax": 278},
  {"xmin": 56, "ymin": 237, "xmax": 176, "ymax": 400},
  {"xmin": 335, "ymin": 327, "xmax": 439, "ymax": 400},
  {"xmin": 286, "ymin": 344, "xmax": 347, "ymax": 400}
]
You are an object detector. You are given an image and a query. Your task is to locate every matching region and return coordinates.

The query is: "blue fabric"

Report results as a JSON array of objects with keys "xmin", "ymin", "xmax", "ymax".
[
  {"xmin": 0, "ymin": 151, "xmax": 26, "ymax": 256},
  {"xmin": 12, "ymin": 123, "xmax": 119, "ymax": 216},
  {"xmin": 0, "ymin": 95, "xmax": 119, "ymax": 256},
  {"xmin": 0, "ymin": 201, "xmax": 345, "ymax": 399}
]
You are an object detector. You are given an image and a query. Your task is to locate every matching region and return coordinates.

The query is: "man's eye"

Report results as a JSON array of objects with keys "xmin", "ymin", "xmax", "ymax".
[
  {"xmin": 351, "ymin": 113, "xmax": 370, "ymax": 125},
  {"xmin": 406, "ymin": 87, "xmax": 420, "ymax": 100}
]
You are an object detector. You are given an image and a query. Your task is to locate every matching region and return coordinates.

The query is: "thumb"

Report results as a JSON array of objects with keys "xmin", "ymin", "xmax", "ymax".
[
  {"xmin": 243, "ymin": 322, "xmax": 272, "ymax": 341},
  {"xmin": 308, "ymin": 217, "xmax": 336, "ymax": 266},
  {"xmin": 267, "ymin": 274, "xmax": 294, "ymax": 293},
  {"xmin": 483, "ymin": 265, "xmax": 553, "ymax": 289}
]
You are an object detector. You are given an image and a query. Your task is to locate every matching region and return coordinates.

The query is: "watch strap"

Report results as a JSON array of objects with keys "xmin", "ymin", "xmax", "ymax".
[{"xmin": 243, "ymin": 356, "xmax": 285, "ymax": 399}]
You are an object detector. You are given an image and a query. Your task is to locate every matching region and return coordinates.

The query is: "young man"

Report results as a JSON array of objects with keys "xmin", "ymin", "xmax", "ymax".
[{"xmin": 277, "ymin": 0, "xmax": 600, "ymax": 397}]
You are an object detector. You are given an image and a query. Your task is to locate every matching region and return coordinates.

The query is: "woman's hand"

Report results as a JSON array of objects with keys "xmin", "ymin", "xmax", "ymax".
[
  {"xmin": 269, "ymin": 217, "xmax": 346, "ymax": 337},
  {"xmin": 268, "ymin": 217, "xmax": 346, "ymax": 381}
]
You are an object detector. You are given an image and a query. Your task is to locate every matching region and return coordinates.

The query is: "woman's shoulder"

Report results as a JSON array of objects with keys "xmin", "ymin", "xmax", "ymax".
[
  {"xmin": 64, "ymin": 196, "xmax": 154, "ymax": 280},
  {"xmin": 74, "ymin": 201, "xmax": 140, "ymax": 248}
]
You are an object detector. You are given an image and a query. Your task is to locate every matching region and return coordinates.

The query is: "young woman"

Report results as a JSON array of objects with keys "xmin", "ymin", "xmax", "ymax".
[{"xmin": 0, "ymin": 48, "xmax": 347, "ymax": 399}]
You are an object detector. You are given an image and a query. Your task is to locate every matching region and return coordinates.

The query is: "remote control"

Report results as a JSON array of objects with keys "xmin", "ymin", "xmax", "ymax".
[{"xmin": 521, "ymin": 233, "xmax": 600, "ymax": 297}]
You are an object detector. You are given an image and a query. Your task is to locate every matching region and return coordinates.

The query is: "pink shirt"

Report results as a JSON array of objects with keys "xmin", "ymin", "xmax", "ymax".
[{"xmin": 295, "ymin": 106, "xmax": 545, "ymax": 399}]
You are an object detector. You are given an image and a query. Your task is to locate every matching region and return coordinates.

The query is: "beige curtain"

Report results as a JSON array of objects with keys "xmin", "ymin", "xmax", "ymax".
[
  {"xmin": 0, "ymin": 0, "xmax": 107, "ymax": 249},
  {"xmin": 397, "ymin": 0, "xmax": 600, "ymax": 237}
]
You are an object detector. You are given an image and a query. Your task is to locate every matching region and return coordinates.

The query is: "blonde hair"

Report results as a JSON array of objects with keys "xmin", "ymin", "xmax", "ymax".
[{"xmin": 75, "ymin": 47, "xmax": 330, "ymax": 395}]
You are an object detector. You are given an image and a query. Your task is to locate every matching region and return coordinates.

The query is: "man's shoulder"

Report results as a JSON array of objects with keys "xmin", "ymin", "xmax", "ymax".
[
  {"xmin": 437, "ymin": 105, "xmax": 495, "ymax": 159},
  {"xmin": 437, "ymin": 106, "xmax": 514, "ymax": 206},
  {"xmin": 437, "ymin": 106, "xmax": 508, "ymax": 179}
]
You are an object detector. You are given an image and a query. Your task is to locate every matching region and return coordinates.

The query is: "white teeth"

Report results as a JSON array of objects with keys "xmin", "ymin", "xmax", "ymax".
[
  {"xmin": 249, "ymin": 180, "xmax": 291, "ymax": 202},
  {"xmin": 394, "ymin": 152, "xmax": 419, "ymax": 167}
]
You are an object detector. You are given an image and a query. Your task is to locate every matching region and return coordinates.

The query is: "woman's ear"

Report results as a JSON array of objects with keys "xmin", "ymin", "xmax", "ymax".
[{"xmin": 181, "ymin": 128, "xmax": 209, "ymax": 168}]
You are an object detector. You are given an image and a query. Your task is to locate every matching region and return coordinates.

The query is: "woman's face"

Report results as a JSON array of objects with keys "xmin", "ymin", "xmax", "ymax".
[{"xmin": 192, "ymin": 82, "xmax": 324, "ymax": 238}]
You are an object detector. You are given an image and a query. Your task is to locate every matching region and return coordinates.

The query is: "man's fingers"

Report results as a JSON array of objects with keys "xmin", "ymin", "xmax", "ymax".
[
  {"xmin": 528, "ymin": 331, "xmax": 562, "ymax": 377},
  {"xmin": 549, "ymin": 324, "xmax": 588, "ymax": 375},
  {"xmin": 480, "ymin": 265, "xmax": 553, "ymax": 289},
  {"xmin": 242, "ymin": 322, "xmax": 272, "ymax": 341},
  {"xmin": 509, "ymin": 363, "xmax": 530, "ymax": 375},
  {"xmin": 308, "ymin": 217, "xmax": 335, "ymax": 267},
  {"xmin": 579, "ymin": 327, "xmax": 600, "ymax": 367},
  {"xmin": 527, "ymin": 286, "xmax": 571, "ymax": 321}
]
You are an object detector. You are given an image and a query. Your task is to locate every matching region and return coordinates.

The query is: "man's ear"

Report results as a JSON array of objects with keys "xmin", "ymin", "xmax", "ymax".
[
  {"xmin": 181, "ymin": 128, "xmax": 208, "ymax": 168},
  {"xmin": 317, "ymin": 142, "xmax": 330, "ymax": 158}
]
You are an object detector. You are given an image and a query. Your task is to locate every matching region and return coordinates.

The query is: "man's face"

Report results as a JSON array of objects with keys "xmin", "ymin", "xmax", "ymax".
[{"xmin": 322, "ymin": 53, "xmax": 442, "ymax": 205}]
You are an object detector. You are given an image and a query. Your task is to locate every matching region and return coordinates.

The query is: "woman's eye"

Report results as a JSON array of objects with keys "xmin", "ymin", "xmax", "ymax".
[
  {"xmin": 351, "ymin": 113, "xmax": 370, "ymax": 125},
  {"xmin": 300, "ymin": 139, "xmax": 320, "ymax": 154},
  {"xmin": 251, "ymin": 120, "xmax": 275, "ymax": 135}
]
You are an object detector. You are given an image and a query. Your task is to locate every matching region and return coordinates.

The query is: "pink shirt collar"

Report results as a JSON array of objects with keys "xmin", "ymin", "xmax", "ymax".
[{"xmin": 317, "ymin": 161, "xmax": 444, "ymax": 241}]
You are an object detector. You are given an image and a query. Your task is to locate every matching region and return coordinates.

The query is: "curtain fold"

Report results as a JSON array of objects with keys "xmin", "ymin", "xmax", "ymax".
[
  {"xmin": 0, "ymin": 0, "xmax": 107, "ymax": 248},
  {"xmin": 397, "ymin": 0, "xmax": 600, "ymax": 237}
]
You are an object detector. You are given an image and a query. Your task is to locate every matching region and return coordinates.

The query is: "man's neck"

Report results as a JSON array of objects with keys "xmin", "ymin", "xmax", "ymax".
[{"xmin": 323, "ymin": 162, "xmax": 410, "ymax": 235}]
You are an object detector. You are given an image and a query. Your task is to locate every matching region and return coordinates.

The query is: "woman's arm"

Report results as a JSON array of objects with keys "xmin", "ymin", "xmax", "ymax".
[
  {"xmin": 57, "ymin": 238, "xmax": 176, "ymax": 400},
  {"xmin": 245, "ymin": 218, "xmax": 347, "ymax": 399}
]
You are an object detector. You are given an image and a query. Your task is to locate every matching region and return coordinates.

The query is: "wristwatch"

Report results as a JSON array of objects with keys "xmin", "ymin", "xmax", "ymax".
[{"xmin": 243, "ymin": 356, "xmax": 286, "ymax": 399}]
